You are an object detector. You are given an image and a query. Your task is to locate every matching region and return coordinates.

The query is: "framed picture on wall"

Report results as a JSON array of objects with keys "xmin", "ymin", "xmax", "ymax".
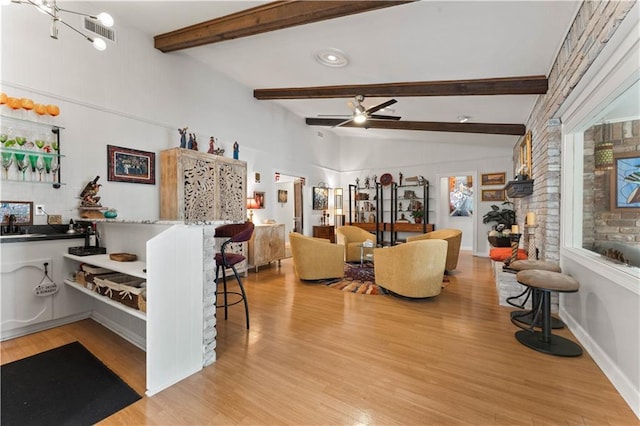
[
  {"xmin": 610, "ymin": 152, "xmax": 640, "ymax": 212},
  {"xmin": 278, "ymin": 189, "xmax": 288, "ymax": 203},
  {"xmin": 107, "ymin": 145, "xmax": 156, "ymax": 184},
  {"xmin": 312, "ymin": 187, "xmax": 329, "ymax": 210},
  {"xmin": 482, "ymin": 189, "xmax": 506, "ymax": 202},
  {"xmin": 481, "ymin": 172, "xmax": 506, "ymax": 186}
]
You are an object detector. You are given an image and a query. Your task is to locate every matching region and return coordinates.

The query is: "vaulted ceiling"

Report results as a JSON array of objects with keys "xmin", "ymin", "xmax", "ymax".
[{"xmin": 92, "ymin": 0, "xmax": 581, "ymax": 146}]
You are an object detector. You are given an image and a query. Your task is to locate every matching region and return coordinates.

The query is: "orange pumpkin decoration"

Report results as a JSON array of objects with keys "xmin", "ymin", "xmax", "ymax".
[
  {"xmin": 46, "ymin": 104, "xmax": 60, "ymax": 116},
  {"xmin": 0, "ymin": 93, "xmax": 7, "ymax": 105},
  {"xmin": 34, "ymin": 104, "xmax": 47, "ymax": 115},
  {"xmin": 7, "ymin": 97, "xmax": 21, "ymax": 110},
  {"xmin": 20, "ymin": 98, "xmax": 34, "ymax": 110}
]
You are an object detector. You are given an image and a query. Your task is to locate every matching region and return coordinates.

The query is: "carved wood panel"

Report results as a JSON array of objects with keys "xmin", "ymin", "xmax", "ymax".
[{"xmin": 160, "ymin": 148, "xmax": 246, "ymax": 222}]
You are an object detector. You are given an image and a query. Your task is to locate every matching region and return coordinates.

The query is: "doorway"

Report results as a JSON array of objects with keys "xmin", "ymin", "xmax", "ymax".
[{"xmin": 275, "ymin": 173, "xmax": 305, "ymax": 238}]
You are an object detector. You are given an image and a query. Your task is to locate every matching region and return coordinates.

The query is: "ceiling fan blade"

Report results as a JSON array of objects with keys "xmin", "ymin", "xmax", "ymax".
[
  {"xmin": 369, "ymin": 114, "xmax": 401, "ymax": 120},
  {"xmin": 317, "ymin": 114, "xmax": 351, "ymax": 117},
  {"xmin": 332, "ymin": 117, "xmax": 355, "ymax": 128},
  {"xmin": 365, "ymin": 99, "xmax": 397, "ymax": 115}
]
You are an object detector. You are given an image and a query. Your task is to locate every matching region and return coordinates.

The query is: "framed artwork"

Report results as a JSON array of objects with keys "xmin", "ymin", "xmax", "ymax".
[
  {"xmin": 278, "ymin": 189, "xmax": 288, "ymax": 203},
  {"xmin": 482, "ymin": 189, "xmax": 506, "ymax": 202},
  {"xmin": 312, "ymin": 186, "xmax": 329, "ymax": 210},
  {"xmin": 481, "ymin": 172, "xmax": 506, "ymax": 186},
  {"xmin": 253, "ymin": 191, "xmax": 265, "ymax": 209},
  {"xmin": 448, "ymin": 175, "xmax": 473, "ymax": 216},
  {"xmin": 519, "ymin": 131, "xmax": 532, "ymax": 177},
  {"xmin": 610, "ymin": 152, "xmax": 640, "ymax": 212},
  {"xmin": 107, "ymin": 145, "xmax": 155, "ymax": 184},
  {"xmin": 0, "ymin": 200, "xmax": 33, "ymax": 225}
]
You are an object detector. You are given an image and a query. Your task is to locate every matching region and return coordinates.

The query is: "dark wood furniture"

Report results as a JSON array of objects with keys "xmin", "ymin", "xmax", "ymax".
[{"xmin": 312, "ymin": 225, "xmax": 335, "ymax": 243}]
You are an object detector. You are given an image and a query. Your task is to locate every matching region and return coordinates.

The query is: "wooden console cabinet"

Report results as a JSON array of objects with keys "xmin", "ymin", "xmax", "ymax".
[
  {"xmin": 313, "ymin": 225, "xmax": 335, "ymax": 243},
  {"xmin": 160, "ymin": 148, "xmax": 247, "ymax": 222},
  {"xmin": 248, "ymin": 224, "xmax": 285, "ymax": 272}
]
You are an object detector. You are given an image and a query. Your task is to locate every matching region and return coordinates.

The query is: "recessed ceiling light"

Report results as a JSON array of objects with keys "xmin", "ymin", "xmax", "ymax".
[
  {"xmin": 458, "ymin": 115, "xmax": 471, "ymax": 123},
  {"xmin": 315, "ymin": 48, "xmax": 349, "ymax": 68}
]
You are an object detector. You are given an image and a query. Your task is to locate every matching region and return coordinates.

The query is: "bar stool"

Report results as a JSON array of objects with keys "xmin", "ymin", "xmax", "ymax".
[
  {"xmin": 506, "ymin": 260, "xmax": 564, "ymax": 329},
  {"xmin": 514, "ymin": 270, "xmax": 582, "ymax": 357},
  {"xmin": 214, "ymin": 222, "xmax": 254, "ymax": 329}
]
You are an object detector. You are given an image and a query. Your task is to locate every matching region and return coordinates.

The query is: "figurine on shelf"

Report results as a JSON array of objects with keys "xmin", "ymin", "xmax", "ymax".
[
  {"xmin": 233, "ymin": 141, "xmax": 239, "ymax": 160},
  {"xmin": 187, "ymin": 133, "xmax": 194, "ymax": 150},
  {"xmin": 79, "ymin": 176, "xmax": 102, "ymax": 207},
  {"xmin": 179, "ymin": 127, "xmax": 188, "ymax": 148},
  {"xmin": 208, "ymin": 137, "xmax": 215, "ymax": 154},
  {"xmin": 355, "ymin": 178, "xmax": 360, "ymax": 188},
  {"xmin": 191, "ymin": 134, "xmax": 198, "ymax": 151},
  {"xmin": 399, "ymin": 172, "xmax": 403, "ymax": 186},
  {"xmin": 364, "ymin": 176, "xmax": 370, "ymax": 189}
]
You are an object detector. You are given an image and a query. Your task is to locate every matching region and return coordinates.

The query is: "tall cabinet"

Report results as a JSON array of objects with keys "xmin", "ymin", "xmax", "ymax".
[{"xmin": 160, "ymin": 148, "xmax": 247, "ymax": 222}]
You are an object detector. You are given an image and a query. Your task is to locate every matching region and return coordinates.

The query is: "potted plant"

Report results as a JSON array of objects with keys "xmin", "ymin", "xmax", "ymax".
[
  {"xmin": 410, "ymin": 209, "xmax": 424, "ymax": 224},
  {"xmin": 482, "ymin": 201, "xmax": 516, "ymax": 247}
]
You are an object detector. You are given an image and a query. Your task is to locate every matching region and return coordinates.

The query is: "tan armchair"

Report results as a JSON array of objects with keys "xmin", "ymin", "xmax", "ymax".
[
  {"xmin": 336, "ymin": 226, "xmax": 376, "ymax": 262},
  {"xmin": 406, "ymin": 228, "xmax": 462, "ymax": 272},
  {"xmin": 373, "ymin": 239, "xmax": 448, "ymax": 298},
  {"xmin": 289, "ymin": 232, "xmax": 345, "ymax": 281}
]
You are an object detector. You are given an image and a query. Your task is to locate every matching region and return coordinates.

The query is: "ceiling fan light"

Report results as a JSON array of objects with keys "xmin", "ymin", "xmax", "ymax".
[
  {"xmin": 458, "ymin": 115, "xmax": 470, "ymax": 123},
  {"xmin": 353, "ymin": 113, "xmax": 367, "ymax": 124},
  {"xmin": 97, "ymin": 12, "xmax": 114, "ymax": 27}
]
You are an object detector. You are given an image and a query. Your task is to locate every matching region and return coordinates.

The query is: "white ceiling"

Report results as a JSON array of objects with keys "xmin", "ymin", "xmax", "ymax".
[{"xmin": 88, "ymin": 1, "xmax": 581, "ymax": 145}]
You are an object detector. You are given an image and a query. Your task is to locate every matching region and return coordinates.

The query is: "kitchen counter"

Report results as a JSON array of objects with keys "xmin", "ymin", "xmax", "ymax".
[{"xmin": 0, "ymin": 225, "xmax": 84, "ymax": 244}]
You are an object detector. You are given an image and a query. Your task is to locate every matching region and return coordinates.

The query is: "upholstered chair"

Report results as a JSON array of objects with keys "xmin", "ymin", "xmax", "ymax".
[
  {"xmin": 406, "ymin": 228, "xmax": 462, "ymax": 272},
  {"xmin": 373, "ymin": 239, "xmax": 448, "ymax": 298},
  {"xmin": 336, "ymin": 226, "xmax": 376, "ymax": 262},
  {"xmin": 289, "ymin": 232, "xmax": 345, "ymax": 281}
]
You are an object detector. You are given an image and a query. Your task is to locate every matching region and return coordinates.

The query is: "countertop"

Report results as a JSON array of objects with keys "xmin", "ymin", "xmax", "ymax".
[{"xmin": 0, "ymin": 225, "xmax": 84, "ymax": 244}]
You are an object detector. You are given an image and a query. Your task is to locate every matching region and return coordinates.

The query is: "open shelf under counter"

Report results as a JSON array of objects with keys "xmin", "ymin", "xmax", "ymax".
[
  {"xmin": 64, "ymin": 279, "xmax": 146, "ymax": 321},
  {"xmin": 63, "ymin": 253, "xmax": 147, "ymax": 279}
]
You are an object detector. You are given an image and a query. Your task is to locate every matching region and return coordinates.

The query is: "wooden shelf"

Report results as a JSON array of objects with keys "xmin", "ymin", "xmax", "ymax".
[
  {"xmin": 505, "ymin": 179, "xmax": 534, "ymax": 198},
  {"xmin": 386, "ymin": 223, "xmax": 434, "ymax": 233},
  {"xmin": 64, "ymin": 253, "xmax": 146, "ymax": 279},
  {"xmin": 64, "ymin": 279, "xmax": 146, "ymax": 321}
]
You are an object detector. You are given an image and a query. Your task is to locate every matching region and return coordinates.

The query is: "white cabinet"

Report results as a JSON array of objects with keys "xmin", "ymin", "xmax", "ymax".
[{"xmin": 1, "ymin": 239, "xmax": 91, "ymax": 341}]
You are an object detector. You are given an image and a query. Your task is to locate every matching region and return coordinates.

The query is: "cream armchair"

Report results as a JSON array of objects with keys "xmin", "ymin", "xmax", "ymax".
[
  {"xmin": 373, "ymin": 239, "xmax": 447, "ymax": 298},
  {"xmin": 336, "ymin": 226, "xmax": 376, "ymax": 262},
  {"xmin": 406, "ymin": 228, "xmax": 462, "ymax": 272},
  {"xmin": 289, "ymin": 232, "xmax": 345, "ymax": 281}
]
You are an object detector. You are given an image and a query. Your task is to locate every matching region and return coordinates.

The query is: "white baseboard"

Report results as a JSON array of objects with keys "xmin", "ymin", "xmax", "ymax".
[
  {"xmin": 1, "ymin": 312, "xmax": 91, "ymax": 342},
  {"xmin": 90, "ymin": 311, "xmax": 146, "ymax": 351},
  {"xmin": 561, "ymin": 307, "xmax": 640, "ymax": 419}
]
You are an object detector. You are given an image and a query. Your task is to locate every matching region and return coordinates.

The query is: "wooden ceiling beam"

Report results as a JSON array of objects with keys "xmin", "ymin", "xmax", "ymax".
[
  {"xmin": 154, "ymin": 0, "xmax": 413, "ymax": 53},
  {"xmin": 304, "ymin": 118, "xmax": 526, "ymax": 136},
  {"xmin": 255, "ymin": 75, "xmax": 548, "ymax": 99}
]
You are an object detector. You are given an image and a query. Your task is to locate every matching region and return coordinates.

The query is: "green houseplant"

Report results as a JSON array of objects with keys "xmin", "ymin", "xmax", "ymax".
[
  {"xmin": 410, "ymin": 209, "xmax": 424, "ymax": 224},
  {"xmin": 482, "ymin": 201, "xmax": 516, "ymax": 247}
]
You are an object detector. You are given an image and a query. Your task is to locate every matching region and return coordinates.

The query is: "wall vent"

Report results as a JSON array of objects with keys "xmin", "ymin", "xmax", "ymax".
[{"xmin": 83, "ymin": 17, "xmax": 116, "ymax": 43}]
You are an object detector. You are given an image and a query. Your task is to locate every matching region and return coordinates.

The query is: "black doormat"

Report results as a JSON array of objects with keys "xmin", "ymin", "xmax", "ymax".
[{"xmin": 1, "ymin": 341, "xmax": 141, "ymax": 426}]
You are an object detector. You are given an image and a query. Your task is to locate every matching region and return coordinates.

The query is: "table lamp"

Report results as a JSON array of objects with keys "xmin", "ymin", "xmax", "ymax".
[{"xmin": 246, "ymin": 197, "xmax": 259, "ymax": 222}]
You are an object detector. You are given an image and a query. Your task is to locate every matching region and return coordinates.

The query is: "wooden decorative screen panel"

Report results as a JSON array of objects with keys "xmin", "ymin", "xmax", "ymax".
[{"xmin": 160, "ymin": 148, "xmax": 247, "ymax": 222}]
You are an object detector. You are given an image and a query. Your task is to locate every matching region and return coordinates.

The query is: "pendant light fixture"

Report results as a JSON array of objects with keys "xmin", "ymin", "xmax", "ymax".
[{"xmin": 3, "ymin": 0, "xmax": 114, "ymax": 51}]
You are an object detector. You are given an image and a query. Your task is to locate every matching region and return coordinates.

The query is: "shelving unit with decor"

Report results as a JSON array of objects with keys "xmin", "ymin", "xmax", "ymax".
[
  {"xmin": 0, "ymin": 115, "xmax": 63, "ymax": 188},
  {"xmin": 347, "ymin": 183, "xmax": 382, "ymax": 245},
  {"xmin": 386, "ymin": 181, "xmax": 434, "ymax": 245}
]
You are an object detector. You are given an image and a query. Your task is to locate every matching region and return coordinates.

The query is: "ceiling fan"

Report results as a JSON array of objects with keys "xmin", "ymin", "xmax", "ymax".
[{"xmin": 320, "ymin": 95, "xmax": 400, "ymax": 128}]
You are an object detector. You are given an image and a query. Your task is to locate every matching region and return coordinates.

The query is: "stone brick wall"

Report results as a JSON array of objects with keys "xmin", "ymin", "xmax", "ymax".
[
  {"xmin": 513, "ymin": 0, "xmax": 636, "ymax": 262},
  {"xmin": 583, "ymin": 120, "xmax": 640, "ymax": 265}
]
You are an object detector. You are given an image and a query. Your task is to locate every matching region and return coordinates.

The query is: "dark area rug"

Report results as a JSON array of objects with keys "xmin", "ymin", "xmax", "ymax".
[{"xmin": 1, "ymin": 341, "xmax": 141, "ymax": 426}]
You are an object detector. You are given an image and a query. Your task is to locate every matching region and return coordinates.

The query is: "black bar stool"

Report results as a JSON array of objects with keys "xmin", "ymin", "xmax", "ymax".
[
  {"xmin": 214, "ymin": 222, "xmax": 254, "ymax": 329},
  {"xmin": 513, "ymin": 270, "xmax": 582, "ymax": 357}
]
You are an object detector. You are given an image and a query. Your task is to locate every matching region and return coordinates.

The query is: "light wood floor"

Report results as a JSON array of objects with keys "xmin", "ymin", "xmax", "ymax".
[{"xmin": 2, "ymin": 253, "xmax": 637, "ymax": 425}]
